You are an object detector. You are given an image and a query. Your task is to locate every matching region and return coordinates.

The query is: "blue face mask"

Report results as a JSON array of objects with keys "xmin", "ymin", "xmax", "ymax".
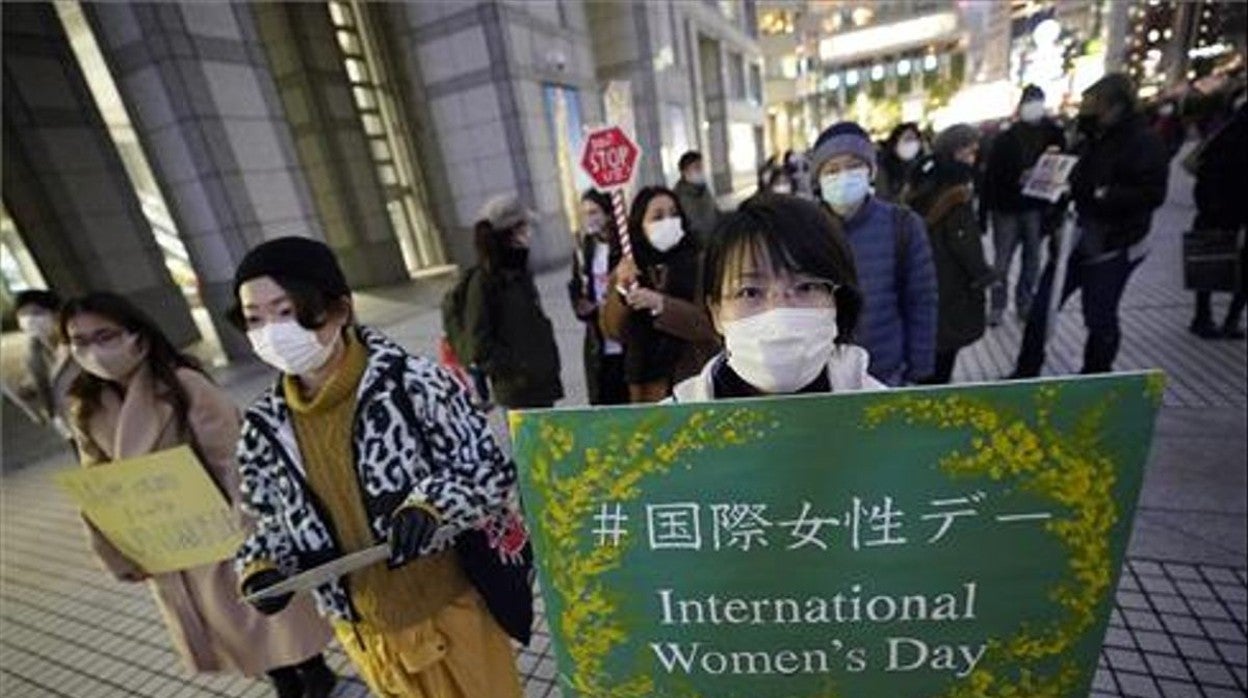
[{"xmin": 819, "ymin": 168, "xmax": 872, "ymax": 216}]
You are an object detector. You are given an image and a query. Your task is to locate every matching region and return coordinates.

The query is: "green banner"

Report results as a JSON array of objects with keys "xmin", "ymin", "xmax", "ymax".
[{"xmin": 510, "ymin": 373, "xmax": 1165, "ymax": 698}]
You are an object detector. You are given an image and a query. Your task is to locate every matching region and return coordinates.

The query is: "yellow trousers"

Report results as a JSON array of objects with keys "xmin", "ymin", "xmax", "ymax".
[{"xmin": 335, "ymin": 589, "xmax": 524, "ymax": 698}]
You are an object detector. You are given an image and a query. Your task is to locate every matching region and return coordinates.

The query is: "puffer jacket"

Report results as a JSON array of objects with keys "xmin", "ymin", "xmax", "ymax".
[{"xmin": 234, "ymin": 327, "xmax": 517, "ymax": 623}]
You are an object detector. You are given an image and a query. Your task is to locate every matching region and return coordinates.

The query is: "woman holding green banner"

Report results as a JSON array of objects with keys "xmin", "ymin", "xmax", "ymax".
[
  {"xmin": 671, "ymin": 193, "xmax": 884, "ymax": 401},
  {"xmin": 60, "ymin": 293, "xmax": 335, "ymax": 697}
]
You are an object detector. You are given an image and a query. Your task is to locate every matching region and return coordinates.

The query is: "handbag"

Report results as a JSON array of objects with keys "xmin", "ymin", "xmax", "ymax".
[
  {"xmin": 455, "ymin": 508, "xmax": 535, "ymax": 645},
  {"xmin": 1183, "ymin": 227, "xmax": 1245, "ymax": 293}
]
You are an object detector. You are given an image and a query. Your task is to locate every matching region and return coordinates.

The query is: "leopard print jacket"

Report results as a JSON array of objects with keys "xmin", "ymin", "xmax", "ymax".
[{"xmin": 234, "ymin": 326, "xmax": 515, "ymax": 622}]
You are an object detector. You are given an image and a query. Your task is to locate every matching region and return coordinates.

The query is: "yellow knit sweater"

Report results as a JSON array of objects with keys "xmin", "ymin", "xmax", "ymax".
[{"xmin": 284, "ymin": 330, "xmax": 469, "ymax": 632}]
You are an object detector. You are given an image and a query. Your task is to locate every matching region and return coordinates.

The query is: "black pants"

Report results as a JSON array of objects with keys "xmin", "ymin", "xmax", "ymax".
[
  {"xmin": 1015, "ymin": 250, "xmax": 1143, "ymax": 377},
  {"xmin": 1195, "ymin": 290, "xmax": 1247, "ymax": 329},
  {"xmin": 590, "ymin": 354, "xmax": 629, "ymax": 406},
  {"xmin": 921, "ymin": 349, "xmax": 959, "ymax": 385}
]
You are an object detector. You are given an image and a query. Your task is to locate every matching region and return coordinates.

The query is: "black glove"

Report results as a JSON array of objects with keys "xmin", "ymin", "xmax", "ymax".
[
  {"xmin": 241, "ymin": 569, "xmax": 292, "ymax": 616},
  {"xmin": 389, "ymin": 505, "xmax": 439, "ymax": 565}
]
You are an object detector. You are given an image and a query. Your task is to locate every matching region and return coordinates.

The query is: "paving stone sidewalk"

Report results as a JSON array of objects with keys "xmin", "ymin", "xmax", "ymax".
[{"xmin": 2, "ymin": 156, "xmax": 1244, "ymax": 697}]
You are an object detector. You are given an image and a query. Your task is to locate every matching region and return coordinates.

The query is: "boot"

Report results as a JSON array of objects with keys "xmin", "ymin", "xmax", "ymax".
[
  {"xmin": 1189, "ymin": 317, "xmax": 1220, "ymax": 339},
  {"xmin": 298, "ymin": 655, "xmax": 338, "ymax": 698},
  {"xmin": 266, "ymin": 666, "xmax": 303, "ymax": 698}
]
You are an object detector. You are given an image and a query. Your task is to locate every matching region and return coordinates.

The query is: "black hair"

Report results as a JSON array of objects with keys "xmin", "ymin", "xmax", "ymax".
[
  {"xmin": 884, "ymin": 122, "xmax": 922, "ymax": 149},
  {"xmin": 678, "ymin": 151, "xmax": 703, "ymax": 172},
  {"xmin": 60, "ymin": 292, "xmax": 206, "ymax": 444},
  {"xmin": 627, "ymin": 186, "xmax": 696, "ymax": 268},
  {"xmin": 227, "ymin": 275, "xmax": 353, "ymax": 332},
  {"xmin": 14, "ymin": 289, "xmax": 61, "ymax": 313},
  {"xmin": 702, "ymin": 193, "xmax": 862, "ymax": 343}
]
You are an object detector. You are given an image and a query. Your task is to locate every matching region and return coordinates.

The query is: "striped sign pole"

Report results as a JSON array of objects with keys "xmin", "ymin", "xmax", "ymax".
[{"xmin": 611, "ymin": 188, "xmax": 632, "ymax": 262}]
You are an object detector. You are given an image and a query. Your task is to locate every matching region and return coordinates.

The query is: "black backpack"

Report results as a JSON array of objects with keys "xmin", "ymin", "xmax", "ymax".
[{"xmin": 441, "ymin": 266, "xmax": 479, "ymax": 363}]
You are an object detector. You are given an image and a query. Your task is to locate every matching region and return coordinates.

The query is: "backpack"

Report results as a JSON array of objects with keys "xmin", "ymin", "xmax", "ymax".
[{"xmin": 441, "ymin": 266, "xmax": 479, "ymax": 364}]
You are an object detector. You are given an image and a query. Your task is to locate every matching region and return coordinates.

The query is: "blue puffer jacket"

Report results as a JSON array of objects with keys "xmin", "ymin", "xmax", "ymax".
[{"xmin": 836, "ymin": 196, "xmax": 938, "ymax": 384}]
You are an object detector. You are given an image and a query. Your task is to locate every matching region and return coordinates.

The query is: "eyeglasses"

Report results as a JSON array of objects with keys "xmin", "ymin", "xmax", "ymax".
[
  {"xmin": 721, "ymin": 279, "xmax": 837, "ymax": 316},
  {"xmin": 68, "ymin": 328, "xmax": 130, "ymax": 350}
]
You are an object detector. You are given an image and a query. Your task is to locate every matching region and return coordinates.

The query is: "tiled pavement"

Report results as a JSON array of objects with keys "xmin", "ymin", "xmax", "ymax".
[{"xmin": 2, "ymin": 152, "xmax": 1245, "ymax": 697}]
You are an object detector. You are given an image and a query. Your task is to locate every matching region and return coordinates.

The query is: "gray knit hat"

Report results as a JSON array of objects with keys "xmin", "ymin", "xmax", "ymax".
[
  {"xmin": 809, "ymin": 121, "xmax": 877, "ymax": 176},
  {"xmin": 478, "ymin": 193, "xmax": 535, "ymax": 231}
]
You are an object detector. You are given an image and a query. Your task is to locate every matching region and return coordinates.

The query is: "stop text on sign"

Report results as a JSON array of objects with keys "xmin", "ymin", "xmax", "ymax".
[{"xmin": 580, "ymin": 125, "xmax": 640, "ymax": 189}]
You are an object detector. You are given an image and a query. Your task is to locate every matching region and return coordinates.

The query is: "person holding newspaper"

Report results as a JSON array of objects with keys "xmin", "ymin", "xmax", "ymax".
[{"xmin": 230, "ymin": 237, "xmax": 527, "ymax": 698}]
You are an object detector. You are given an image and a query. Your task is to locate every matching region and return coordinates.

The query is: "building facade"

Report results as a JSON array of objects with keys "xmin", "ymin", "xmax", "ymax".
[{"xmin": 2, "ymin": 0, "xmax": 763, "ymax": 360}]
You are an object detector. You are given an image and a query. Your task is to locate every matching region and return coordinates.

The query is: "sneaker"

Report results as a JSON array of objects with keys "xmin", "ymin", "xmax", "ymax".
[
  {"xmin": 1189, "ymin": 319, "xmax": 1221, "ymax": 339},
  {"xmin": 1221, "ymin": 325, "xmax": 1246, "ymax": 340}
]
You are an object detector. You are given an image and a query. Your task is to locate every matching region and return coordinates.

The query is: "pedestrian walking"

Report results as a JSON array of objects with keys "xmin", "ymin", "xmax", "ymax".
[
  {"xmin": 11, "ymin": 289, "xmax": 79, "ymax": 446},
  {"xmin": 672, "ymin": 150, "xmax": 721, "ymax": 246},
  {"xmin": 60, "ymin": 292, "xmax": 335, "ymax": 698},
  {"xmin": 231, "ymin": 237, "xmax": 528, "ymax": 698},
  {"xmin": 670, "ymin": 193, "xmax": 882, "ymax": 401},
  {"xmin": 810, "ymin": 121, "xmax": 938, "ymax": 386},
  {"xmin": 906, "ymin": 125, "xmax": 998, "ymax": 384},
  {"xmin": 875, "ymin": 122, "xmax": 926, "ymax": 203},
  {"xmin": 1187, "ymin": 93, "xmax": 1247, "ymax": 339},
  {"xmin": 568, "ymin": 189, "xmax": 628, "ymax": 405},
  {"xmin": 1010, "ymin": 73, "xmax": 1170, "ymax": 377},
  {"xmin": 980, "ymin": 85, "xmax": 1066, "ymax": 325},
  {"xmin": 462, "ymin": 194, "xmax": 563, "ymax": 409},
  {"xmin": 601, "ymin": 186, "xmax": 719, "ymax": 403}
]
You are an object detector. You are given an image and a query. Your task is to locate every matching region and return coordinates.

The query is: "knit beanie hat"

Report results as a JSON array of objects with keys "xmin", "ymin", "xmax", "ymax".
[
  {"xmin": 233, "ymin": 236, "xmax": 349, "ymax": 298},
  {"xmin": 932, "ymin": 123, "xmax": 980, "ymax": 160},
  {"xmin": 479, "ymin": 193, "xmax": 535, "ymax": 231},
  {"xmin": 809, "ymin": 121, "xmax": 876, "ymax": 177}
]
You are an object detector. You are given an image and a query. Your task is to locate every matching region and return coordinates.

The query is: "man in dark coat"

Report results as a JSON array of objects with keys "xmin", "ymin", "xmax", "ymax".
[
  {"xmin": 1011, "ymin": 74, "xmax": 1169, "ymax": 377},
  {"xmin": 1189, "ymin": 94, "xmax": 1247, "ymax": 338},
  {"xmin": 980, "ymin": 85, "xmax": 1066, "ymax": 325}
]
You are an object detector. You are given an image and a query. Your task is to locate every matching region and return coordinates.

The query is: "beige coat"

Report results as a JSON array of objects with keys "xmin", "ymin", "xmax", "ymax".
[{"xmin": 72, "ymin": 364, "xmax": 332, "ymax": 676}]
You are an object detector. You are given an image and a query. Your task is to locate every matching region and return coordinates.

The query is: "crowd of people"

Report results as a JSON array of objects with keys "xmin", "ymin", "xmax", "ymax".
[{"xmin": 5, "ymin": 71, "xmax": 1246, "ymax": 698}]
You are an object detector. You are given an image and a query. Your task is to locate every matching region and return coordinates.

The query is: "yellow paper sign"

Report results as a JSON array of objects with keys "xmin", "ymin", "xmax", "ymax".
[{"xmin": 54, "ymin": 445, "xmax": 244, "ymax": 575}]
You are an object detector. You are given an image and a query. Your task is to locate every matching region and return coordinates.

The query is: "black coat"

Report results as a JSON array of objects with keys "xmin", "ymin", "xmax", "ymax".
[
  {"xmin": 1068, "ymin": 113, "xmax": 1170, "ymax": 252},
  {"xmin": 567, "ymin": 232, "xmax": 622, "ymax": 404},
  {"xmin": 466, "ymin": 266, "xmax": 564, "ymax": 408},
  {"xmin": 909, "ymin": 160, "xmax": 997, "ymax": 352},
  {"xmin": 981, "ymin": 119, "xmax": 1066, "ymax": 214},
  {"xmin": 1193, "ymin": 106, "xmax": 1248, "ymax": 231}
]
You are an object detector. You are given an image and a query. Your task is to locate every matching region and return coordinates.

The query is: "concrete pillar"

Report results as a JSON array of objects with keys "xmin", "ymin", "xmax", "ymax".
[
  {"xmin": 83, "ymin": 3, "xmax": 332, "ymax": 359},
  {"xmin": 2, "ymin": 2, "xmax": 197, "ymax": 345},
  {"xmin": 250, "ymin": 2, "xmax": 409, "ymax": 285}
]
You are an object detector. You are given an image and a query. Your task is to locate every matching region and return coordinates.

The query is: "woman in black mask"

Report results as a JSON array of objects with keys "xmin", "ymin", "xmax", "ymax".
[
  {"xmin": 463, "ymin": 194, "xmax": 564, "ymax": 408},
  {"xmin": 906, "ymin": 124, "xmax": 997, "ymax": 384}
]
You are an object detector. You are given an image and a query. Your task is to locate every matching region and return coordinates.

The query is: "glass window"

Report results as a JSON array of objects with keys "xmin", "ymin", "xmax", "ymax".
[
  {"xmin": 369, "ymin": 138, "xmax": 392, "ymax": 162},
  {"xmin": 336, "ymin": 30, "xmax": 361, "ymax": 56},
  {"xmin": 345, "ymin": 58, "xmax": 369, "ymax": 84},
  {"xmin": 328, "ymin": 1, "xmax": 353, "ymax": 28},
  {"xmin": 352, "ymin": 86, "xmax": 376, "ymax": 110},
  {"xmin": 361, "ymin": 113, "xmax": 384, "ymax": 135}
]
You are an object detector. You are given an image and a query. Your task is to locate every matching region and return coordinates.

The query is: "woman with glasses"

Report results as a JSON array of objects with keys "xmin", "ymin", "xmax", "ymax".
[
  {"xmin": 60, "ymin": 292, "xmax": 335, "ymax": 697},
  {"xmin": 601, "ymin": 186, "xmax": 720, "ymax": 403},
  {"xmin": 671, "ymin": 193, "xmax": 882, "ymax": 401}
]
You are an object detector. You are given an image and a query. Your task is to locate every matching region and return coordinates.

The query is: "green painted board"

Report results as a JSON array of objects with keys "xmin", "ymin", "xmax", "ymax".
[{"xmin": 510, "ymin": 373, "xmax": 1165, "ymax": 698}]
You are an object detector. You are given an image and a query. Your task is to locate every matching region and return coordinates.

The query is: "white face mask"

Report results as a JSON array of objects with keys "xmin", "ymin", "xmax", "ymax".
[
  {"xmin": 247, "ymin": 320, "xmax": 338, "ymax": 376},
  {"xmin": 645, "ymin": 216, "xmax": 685, "ymax": 252},
  {"xmin": 686, "ymin": 171, "xmax": 706, "ymax": 186},
  {"xmin": 819, "ymin": 168, "xmax": 872, "ymax": 217},
  {"xmin": 584, "ymin": 213, "xmax": 607, "ymax": 236},
  {"xmin": 1019, "ymin": 101, "xmax": 1045, "ymax": 123},
  {"xmin": 771, "ymin": 181, "xmax": 794, "ymax": 194},
  {"xmin": 895, "ymin": 140, "xmax": 921, "ymax": 161},
  {"xmin": 722, "ymin": 307, "xmax": 838, "ymax": 394},
  {"xmin": 18, "ymin": 313, "xmax": 56, "ymax": 341},
  {"xmin": 73, "ymin": 334, "xmax": 145, "ymax": 382}
]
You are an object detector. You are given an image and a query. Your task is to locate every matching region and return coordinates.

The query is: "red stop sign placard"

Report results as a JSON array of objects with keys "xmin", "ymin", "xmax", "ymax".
[{"xmin": 580, "ymin": 125, "xmax": 640, "ymax": 190}]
